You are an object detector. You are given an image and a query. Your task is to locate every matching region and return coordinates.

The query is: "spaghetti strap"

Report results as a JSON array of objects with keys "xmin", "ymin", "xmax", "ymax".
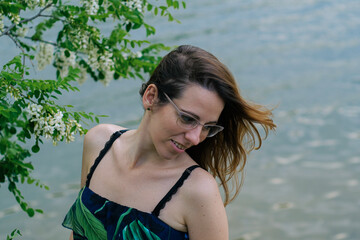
[
  {"xmin": 85, "ymin": 129, "xmax": 128, "ymax": 187},
  {"xmin": 152, "ymin": 165, "xmax": 200, "ymax": 217}
]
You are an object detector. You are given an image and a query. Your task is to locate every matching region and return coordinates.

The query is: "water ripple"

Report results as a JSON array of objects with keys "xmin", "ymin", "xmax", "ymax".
[
  {"xmin": 324, "ymin": 191, "xmax": 341, "ymax": 199},
  {"xmin": 302, "ymin": 161, "xmax": 344, "ymax": 169}
]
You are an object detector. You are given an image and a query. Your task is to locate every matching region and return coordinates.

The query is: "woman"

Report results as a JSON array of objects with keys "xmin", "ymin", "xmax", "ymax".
[{"xmin": 63, "ymin": 45, "xmax": 276, "ymax": 239}]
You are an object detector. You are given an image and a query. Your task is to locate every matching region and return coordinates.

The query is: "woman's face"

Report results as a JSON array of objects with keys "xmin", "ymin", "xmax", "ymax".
[{"xmin": 148, "ymin": 84, "xmax": 225, "ymax": 160}]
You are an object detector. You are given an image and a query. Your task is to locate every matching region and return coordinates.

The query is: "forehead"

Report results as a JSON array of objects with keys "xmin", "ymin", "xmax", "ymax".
[{"xmin": 174, "ymin": 84, "xmax": 224, "ymax": 121}]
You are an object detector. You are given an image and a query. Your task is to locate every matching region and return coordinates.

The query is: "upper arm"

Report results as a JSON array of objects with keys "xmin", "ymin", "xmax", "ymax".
[
  {"xmin": 184, "ymin": 171, "xmax": 229, "ymax": 240},
  {"xmin": 80, "ymin": 124, "xmax": 124, "ymax": 187}
]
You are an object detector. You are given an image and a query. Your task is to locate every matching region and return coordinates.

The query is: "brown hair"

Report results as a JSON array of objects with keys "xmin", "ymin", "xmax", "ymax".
[{"xmin": 140, "ymin": 45, "xmax": 276, "ymax": 205}]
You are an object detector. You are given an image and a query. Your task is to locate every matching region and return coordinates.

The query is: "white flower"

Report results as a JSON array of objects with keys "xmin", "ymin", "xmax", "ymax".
[
  {"xmin": 69, "ymin": 29, "xmax": 90, "ymax": 50},
  {"xmin": 27, "ymin": 103, "xmax": 43, "ymax": 117},
  {"xmin": 27, "ymin": 103, "xmax": 83, "ymax": 144},
  {"xmin": 53, "ymin": 111, "xmax": 63, "ymax": 123},
  {"xmin": 54, "ymin": 122, "xmax": 66, "ymax": 134},
  {"xmin": 16, "ymin": 27, "xmax": 28, "ymax": 37},
  {"xmin": 9, "ymin": 14, "xmax": 21, "ymax": 24},
  {"xmin": 76, "ymin": 63, "xmax": 88, "ymax": 85},
  {"xmin": 55, "ymin": 49, "xmax": 76, "ymax": 77},
  {"xmin": 25, "ymin": 0, "xmax": 48, "ymax": 8},
  {"xmin": 36, "ymin": 43, "xmax": 54, "ymax": 70},
  {"xmin": 82, "ymin": 0, "xmax": 99, "ymax": 15},
  {"xmin": 43, "ymin": 124, "xmax": 54, "ymax": 135},
  {"xmin": 98, "ymin": 50, "xmax": 115, "ymax": 85},
  {"xmin": 39, "ymin": 0, "xmax": 48, "ymax": 7},
  {"xmin": 88, "ymin": 46, "xmax": 100, "ymax": 69},
  {"xmin": 86, "ymin": 43, "xmax": 115, "ymax": 85},
  {"xmin": 66, "ymin": 133, "xmax": 75, "ymax": 143},
  {"xmin": 135, "ymin": 51, "xmax": 142, "ymax": 58},
  {"xmin": 101, "ymin": 69, "xmax": 115, "ymax": 86},
  {"xmin": 124, "ymin": 0, "xmax": 143, "ymax": 12},
  {"xmin": 101, "ymin": 0, "xmax": 110, "ymax": 9}
]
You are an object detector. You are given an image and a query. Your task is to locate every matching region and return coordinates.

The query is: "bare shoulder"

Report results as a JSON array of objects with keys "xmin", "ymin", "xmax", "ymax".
[
  {"xmin": 183, "ymin": 167, "xmax": 221, "ymax": 203},
  {"xmin": 84, "ymin": 124, "xmax": 126, "ymax": 145},
  {"xmin": 80, "ymin": 124, "xmax": 126, "ymax": 187},
  {"xmin": 182, "ymin": 167, "xmax": 229, "ymax": 239}
]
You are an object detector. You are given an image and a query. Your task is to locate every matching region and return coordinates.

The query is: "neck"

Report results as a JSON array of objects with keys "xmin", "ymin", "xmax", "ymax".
[{"xmin": 125, "ymin": 119, "xmax": 165, "ymax": 168}]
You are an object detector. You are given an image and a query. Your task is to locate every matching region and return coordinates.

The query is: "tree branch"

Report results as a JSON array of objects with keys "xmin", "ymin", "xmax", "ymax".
[
  {"xmin": 0, "ymin": 3, "xmax": 53, "ymax": 37},
  {"xmin": 23, "ymin": 36, "xmax": 57, "ymax": 46},
  {"xmin": 6, "ymin": 34, "xmax": 27, "ymax": 78}
]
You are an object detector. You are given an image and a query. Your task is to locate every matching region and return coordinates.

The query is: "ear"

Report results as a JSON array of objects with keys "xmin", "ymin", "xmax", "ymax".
[{"xmin": 142, "ymin": 84, "xmax": 158, "ymax": 109}]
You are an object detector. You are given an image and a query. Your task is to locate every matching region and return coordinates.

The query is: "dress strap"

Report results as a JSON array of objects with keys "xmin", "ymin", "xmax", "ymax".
[
  {"xmin": 152, "ymin": 165, "xmax": 200, "ymax": 217},
  {"xmin": 85, "ymin": 129, "xmax": 128, "ymax": 187}
]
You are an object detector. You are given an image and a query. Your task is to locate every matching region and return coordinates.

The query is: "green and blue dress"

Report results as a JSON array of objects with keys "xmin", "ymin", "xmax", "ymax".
[{"xmin": 62, "ymin": 129, "xmax": 199, "ymax": 240}]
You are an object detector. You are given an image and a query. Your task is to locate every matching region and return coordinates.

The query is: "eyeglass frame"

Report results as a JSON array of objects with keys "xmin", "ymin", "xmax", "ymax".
[{"xmin": 162, "ymin": 92, "xmax": 224, "ymax": 138}]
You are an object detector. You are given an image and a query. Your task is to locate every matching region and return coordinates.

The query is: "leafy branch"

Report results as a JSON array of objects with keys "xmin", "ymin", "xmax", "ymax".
[{"xmin": 0, "ymin": 0, "xmax": 187, "ymax": 237}]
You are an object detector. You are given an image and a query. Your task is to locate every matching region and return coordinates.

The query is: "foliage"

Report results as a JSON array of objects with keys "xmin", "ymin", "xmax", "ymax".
[
  {"xmin": 0, "ymin": 55, "xmax": 101, "ymax": 217},
  {"xmin": 0, "ymin": 0, "xmax": 186, "ymax": 237},
  {"xmin": 6, "ymin": 229, "xmax": 21, "ymax": 240},
  {"xmin": 0, "ymin": 0, "xmax": 185, "ymax": 85}
]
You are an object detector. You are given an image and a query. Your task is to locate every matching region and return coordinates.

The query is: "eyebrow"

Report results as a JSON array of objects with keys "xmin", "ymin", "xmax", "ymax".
[{"xmin": 179, "ymin": 108, "xmax": 218, "ymax": 125}]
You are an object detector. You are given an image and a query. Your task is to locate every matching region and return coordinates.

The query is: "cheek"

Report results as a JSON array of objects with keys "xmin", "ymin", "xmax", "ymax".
[{"xmin": 150, "ymin": 112, "xmax": 177, "ymax": 137}]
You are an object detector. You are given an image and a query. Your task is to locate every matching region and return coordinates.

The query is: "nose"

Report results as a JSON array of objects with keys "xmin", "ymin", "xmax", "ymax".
[{"xmin": 184, "ymin": 125, "xmax": 203, "ymax": 146}]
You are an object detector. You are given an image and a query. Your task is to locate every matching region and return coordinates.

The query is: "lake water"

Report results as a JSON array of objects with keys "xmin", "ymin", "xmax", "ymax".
[{"xmin": 1, "ymin": 0, "xmax": 359, "ymax": 239}]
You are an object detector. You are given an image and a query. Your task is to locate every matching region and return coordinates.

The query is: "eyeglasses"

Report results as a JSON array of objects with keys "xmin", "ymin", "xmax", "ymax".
[{"xmin": 163, "ymin": 92, "xmax": 224, "ymax": 138}]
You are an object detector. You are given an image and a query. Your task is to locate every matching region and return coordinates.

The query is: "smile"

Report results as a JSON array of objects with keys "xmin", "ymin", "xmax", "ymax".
[{"xmin": 171, "ymin": 139, "xmax": 186, "ymax": 150}]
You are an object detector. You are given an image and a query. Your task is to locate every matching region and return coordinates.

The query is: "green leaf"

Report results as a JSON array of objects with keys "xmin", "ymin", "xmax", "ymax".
[
  {"xmin": 31, "ymin": 145, "xmax": 40, "ymax": 153},
  {"xmin": 26, "ymin": 208, "xmax": 35, "ymax": 217},
  {"xmin": 34, "ymin": 90, "xmax": 40, "ymax": 98},
  {"xmin": 6, "ymin": 228, "xmax": 22, "ymax": 240},
  {"xmin": 168, "ymin": 14, "xmax": 174, "ymax": 21},
  {"xmin": 27, "ymin": 178, "xmax": 35, "ymax": 184},
  {"xmin": 167, "ymin": 0, "xmax": 173, "ymax": 6},
  {"xmin": 20, "ymin": 202, "xmax": 27, "ymax": 211},
  {"xmin": 154, "ymin": 7, "xmax": 158, "ymax": 15},
  {"xmin": 147, "ymin": 3, "xmax": 153, "ymax": 11},
  {"xmin": 35, "ymin": 209, "xmax": 44, "ymax": 214},
  {"xmin": 64, "ymin": 50, "xmax": 70, "ymax": 58},
  {"xmin": 10, "ymin": 127, "xmax": 17, "ymax": 134}
]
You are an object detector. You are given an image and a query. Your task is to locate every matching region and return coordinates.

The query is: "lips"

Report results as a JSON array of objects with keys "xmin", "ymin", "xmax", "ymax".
[{"xmin": 171, "ymin": 139, "xmax": 186, "ymax": 150}]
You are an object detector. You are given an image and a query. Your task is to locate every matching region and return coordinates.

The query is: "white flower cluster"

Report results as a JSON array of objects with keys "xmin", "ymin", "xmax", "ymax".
[
  {"xmin": 122, "ymin": 51, "xmax": 142, "ymax": 59},
  {"xmin": 26, "ymin": 103, "xmax": 83, "ymax": 144},
  {"xmin": 16, "ymin": 27, "xmax": 28, "ymax": 37},
  {"xmin": 55, "ymin": 49, "xmax": 76, "ymax": 77},
  {"xmin": 98, "ymin": 49, "xmax": 115, "ymax": 85},
  {"xmin": 76, "ymin": 63, "xmax": 88, "ymax": 85},
  {"xmin": 5, "ymin": 84, "xmax": 21, "ymax": 100},
  {"xmin": 9, "ymin": 13, "xmax": 21, "ymax": 25},
  {"xmin": 55, "ymin": 26, "xmax": 114, "ymax": 85},
  {"xmin": 36, "ymin": 43, "xmax": 54, "ymax": 70},
  {"xmin": 88, "ymin": 45, "xmax": 115, "ymax": 85},
  {"xmin": 25, "ymin": 0, "xmax": 48, "ymax": 9},
  {"xmin": 81, "ymin": 0, "xmax": 111, "ymax": 15},
  {"xmin": 82, "ymin": 0, "xmax": 99, "ymax": 15},
  {"xmin": 70, "ymin": 30, "xmax": 90, "ymax": 50},
  {"xmin": 124, "ymin": 0, "xmax": 143, "ymax": 12}
]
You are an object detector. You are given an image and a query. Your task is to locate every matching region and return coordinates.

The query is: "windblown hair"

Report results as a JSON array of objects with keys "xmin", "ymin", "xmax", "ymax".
[{"xmin": 139, "ymin": 45, "xmax": 276, "ymax": 206}]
